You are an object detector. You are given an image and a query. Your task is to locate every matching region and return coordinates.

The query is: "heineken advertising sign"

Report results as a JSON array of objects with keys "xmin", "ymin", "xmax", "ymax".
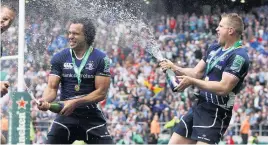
[{"xmin": 8, "ymin": 92, "xmax": 31, "ymax": 144}]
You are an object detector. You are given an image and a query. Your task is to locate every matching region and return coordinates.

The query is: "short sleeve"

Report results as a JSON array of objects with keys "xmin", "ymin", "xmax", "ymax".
[
  {"xmin": 202, "ymin": 47, "xmax": 210, "ymax": 62},
  {"xmin": 96, "ymin": 56, "xmax": 111, "ymax": 77},
  {"xmin": 224, "ymin": 54, "xmax": 249, "ymax": 79},
  {"xmin": 50, "ymin": 54, "xmax": 62, "ymax": 77}
]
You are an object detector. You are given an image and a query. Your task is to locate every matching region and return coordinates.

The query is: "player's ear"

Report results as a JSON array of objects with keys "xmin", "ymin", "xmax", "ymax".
[{"xmin": 228, "ymin": 27, "xmax": 235, "ymax": 35}]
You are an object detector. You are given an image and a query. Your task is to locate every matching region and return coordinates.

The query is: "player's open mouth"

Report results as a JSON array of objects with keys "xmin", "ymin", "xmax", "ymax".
[{"xmin": 69, "ymin": 41, "xmax": 76, "ymax": 45}]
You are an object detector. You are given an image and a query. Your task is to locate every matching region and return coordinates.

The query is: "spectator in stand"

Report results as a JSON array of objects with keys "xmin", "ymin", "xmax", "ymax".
[
  {"xmin": 240, "ymin": 115, "xmax": 251, "ymax": 144},
  {"xmin": 225, "ymin": 134, "xmax": 235, "ymax": 145},
  {"xmin": 168, "ymin": 16, "xmax": 177, "ymax": 31},
  {"xmin": 150, "ymin": 114, "xmax": 160, "ymax": 144}
]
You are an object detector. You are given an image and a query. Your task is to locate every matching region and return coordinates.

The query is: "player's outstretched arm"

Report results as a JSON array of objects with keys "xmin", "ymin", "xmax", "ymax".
[
  {"xmin": 175, "ymin": 60, "xmax": 206, "ymax": 79},
  {"xmin": 160, "ymin": 59, "xmax": 206, "ymax": 79}
]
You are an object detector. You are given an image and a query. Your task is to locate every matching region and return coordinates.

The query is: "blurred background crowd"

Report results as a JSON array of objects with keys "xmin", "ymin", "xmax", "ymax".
[{"xmin": 1, "ymin": 0, "xmax": 268, "ymax": 144}]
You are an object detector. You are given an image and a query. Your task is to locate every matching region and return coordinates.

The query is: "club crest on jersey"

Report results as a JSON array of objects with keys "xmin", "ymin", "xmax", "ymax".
[
  {"xmin": 86, "ymin": 61, "xmax": 95, "ymax": 70},
  {"xmin": 209, "ymin": 50, "xmax": 216, "ymax": 56},
  {"xmin": 231, "ymin": 55, "xmax": 245, "ymax": 72}
]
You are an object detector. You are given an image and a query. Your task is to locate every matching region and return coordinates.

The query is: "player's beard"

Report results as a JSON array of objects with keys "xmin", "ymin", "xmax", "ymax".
[
  {"xmin": 70, "ymin": 41, "xmax": 88, "ymax": 52},
  {"xmin": 69, "ymin": 41, "xmax": 80, "ymax": 50},
  {"xmin": 69, "ymin": 39, "xmax": 78, "ymax": 48}
]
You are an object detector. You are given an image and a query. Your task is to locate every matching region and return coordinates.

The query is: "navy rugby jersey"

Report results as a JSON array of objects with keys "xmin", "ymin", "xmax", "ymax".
[
  {"xmin": 50, "ymin": 48, "xmax": 111, "ymax": 102},
  {"xmin": 200, "ymin": 43, "xmax": 249, "ymax": 110}
]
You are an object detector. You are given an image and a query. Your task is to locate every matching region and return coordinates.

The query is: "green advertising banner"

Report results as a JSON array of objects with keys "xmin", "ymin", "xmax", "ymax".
[
  {"xmin": 8, "ymin": 92, "xmax": 31, "ymax": 144},
  {"xmin": 0, "ymin": 71, "xmax": 8, "ymax": 81}
]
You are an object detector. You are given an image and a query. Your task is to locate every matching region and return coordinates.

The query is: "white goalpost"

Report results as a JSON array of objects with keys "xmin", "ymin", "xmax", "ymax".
[
  {"xmin": 17, "ymin": 0, "xmax": 25, "ymax": 92},
  {"xmin": 0, "ymin": 55, "xmax": 18, "ymax": 60}
]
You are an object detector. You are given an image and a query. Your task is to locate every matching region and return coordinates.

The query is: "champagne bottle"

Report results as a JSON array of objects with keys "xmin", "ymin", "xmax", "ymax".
[
  {"xmin": 165, "ymin": 69, "xmax": 180, "ymax": 92},
  {"xmin": 146, "ymin": 46, "xmax": 180, "ymax": 92},
  {"xmin": 48, "ymin": 102, "xmax": 64, "ymax": 113}
]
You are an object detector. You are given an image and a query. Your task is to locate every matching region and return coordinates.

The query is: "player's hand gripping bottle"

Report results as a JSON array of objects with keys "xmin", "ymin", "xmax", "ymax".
[
  {"xmin": 48, "ymin": 102, "xmax": 64, "ymax": 113},
  {"xmin": 165, "ymin": 69, "xmax": 180, "ymax": 92}
]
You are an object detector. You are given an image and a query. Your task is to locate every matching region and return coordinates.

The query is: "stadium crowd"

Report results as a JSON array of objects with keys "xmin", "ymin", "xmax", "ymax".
[{"xmin": 1, "ymin": 3, "xmax": 268, "ymax": 144}]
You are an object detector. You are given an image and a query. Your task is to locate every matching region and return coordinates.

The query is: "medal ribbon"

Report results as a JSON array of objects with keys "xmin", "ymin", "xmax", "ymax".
[
  {"xmin": 205, "ymin": 40, "xmax": 242, "ymax": 75},
  {"xmin": 70, "ymin": 47, "xmax": 93, "ymax": 89}
]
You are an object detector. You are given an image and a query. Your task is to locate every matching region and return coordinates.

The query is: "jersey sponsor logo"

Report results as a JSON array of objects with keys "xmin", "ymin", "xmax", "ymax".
[
  {"xmin": 103, "ymin": 56, "xmax": 111, "ymax": 73},
  {"xmin": 98, "ymin": 73, "xmax": 110, "ymax": 77},
  {"xmin": 62, "ymin": 73, "xmax": 95, "ymax": 78},
  {"xmin": 230, "ymin": 55, "xmax": 245, "ymax": 72},
  {"xmin": 220, "ymin": 54, "xmax": 229, "ymax": 61},
  {"xmin": 63, "ymin": 63, "xmax": 74, "ymax": 69},
  {"xmin": 197, "ymin": 134, "xmax": 210, "ymax": 141},
  {"xmin": 215, "ymin": 64, "xmax": 222, "ymax": 70},
  {"xmin": 207, "ymin": 53, "xmax": 228, "ymax": 63}
]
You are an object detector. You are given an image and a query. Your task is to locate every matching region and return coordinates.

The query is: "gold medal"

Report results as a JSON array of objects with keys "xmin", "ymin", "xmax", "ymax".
[{"xmin": 75, "ymin": 84, "xmax": 80, "ymax": 91}]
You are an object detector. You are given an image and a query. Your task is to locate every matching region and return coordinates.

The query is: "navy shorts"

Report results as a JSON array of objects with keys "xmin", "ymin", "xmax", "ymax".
[
  {"xmin": 46, "ymin": 106, "xmax": 113, "ymax": 144},
  {"xmin": 174, "ymin": 100, "xmax": 232, "ymax": 144}
]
